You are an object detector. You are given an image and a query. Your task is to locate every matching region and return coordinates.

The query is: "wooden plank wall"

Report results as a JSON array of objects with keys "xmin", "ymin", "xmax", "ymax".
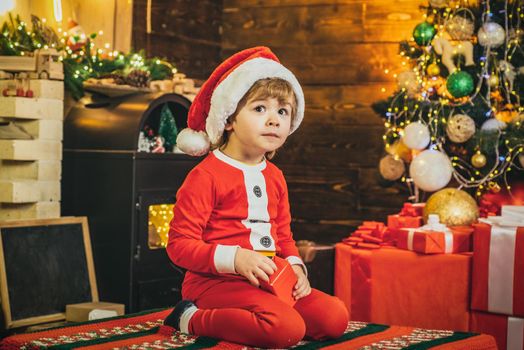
[
  {"xmin": 131, "ymin": 0, "xmax": 427, "ymax": 243},
  {"xmin": 223, "ymin": 0, "xmax": 425, "ymax": 243},
  {"xmin": 132, "ymin": 0, "xmax": 223, "ymax": 79}
]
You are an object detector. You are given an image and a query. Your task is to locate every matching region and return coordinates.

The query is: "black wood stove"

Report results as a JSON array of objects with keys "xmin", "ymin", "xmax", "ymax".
[{"xmin": 62, "ymin": 93, "xmax": 200, "ymax": 312}]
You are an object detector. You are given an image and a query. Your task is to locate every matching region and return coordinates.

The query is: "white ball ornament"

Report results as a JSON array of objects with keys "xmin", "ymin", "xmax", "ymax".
[
  {"xmin": 410, "ymin": 150, "xmax": 453, "ymax": 192},
  {"xmin": 477, "ymin": 22, "xmax": 506, "ymax": 48},
  {"xmin": 446, "ymin": 114, "xmax": 476, "ymax": 143},
  {"xmin": 480, "ymin": 118, "xmax": 507, "ymax": 131},
  {"xmin": 402, "ymin": 122, "xmax": 430, "ymax": 150}
]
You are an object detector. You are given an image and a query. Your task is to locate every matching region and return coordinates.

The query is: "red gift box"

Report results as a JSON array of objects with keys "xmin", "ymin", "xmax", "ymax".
[
  {"xmin": 471, "ymin": 223, "xmax": 524, "ymax": 317},
  {"xmin": 334, "ymin": 244, "xmax": 471, "ymax": 331},
  {"xmin": 470, "ymin": 311, "xmax": 524, "ymax": 350},
  {"xmin": 259, "ymin": 256, "xmax": 297, "ymax": 306},
  {"xmin": 387, "ymin": 215, "xmax": 423, "ymax": 230},
  {"xmin": 399, "ymin": 202, "xmax": 425, "ymax": 217},
  {"xmin": 387, "ymin": 203, "xmax": 425, "ymax": 230},
  {"xmin": 396, "ymin": 226, "xmax": 473, "ymax": 254}
]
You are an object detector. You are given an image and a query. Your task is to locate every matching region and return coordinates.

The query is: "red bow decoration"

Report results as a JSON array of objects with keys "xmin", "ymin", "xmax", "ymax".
[
  {"xmin": 342, "ymin": 221, "xmax": 395, "ymax": 249},
  {"xmin": 399, "ymin": 203, "xmax": 424, "ymax": 217}
]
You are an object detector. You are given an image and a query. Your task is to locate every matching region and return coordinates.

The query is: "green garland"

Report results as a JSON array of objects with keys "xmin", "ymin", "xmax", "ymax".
[{"xmin": 0, "ymin": 13, "xmax": 176, "ymax": 99}]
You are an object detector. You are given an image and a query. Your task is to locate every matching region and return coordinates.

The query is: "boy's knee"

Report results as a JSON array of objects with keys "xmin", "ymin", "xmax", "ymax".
[
  {"xmin": 260, "ymin": 310, "xmax": 305, "ymax": 348},
  {"xmin": 324, "ymin": 298, "xmax": 349, "ymax": 338}
]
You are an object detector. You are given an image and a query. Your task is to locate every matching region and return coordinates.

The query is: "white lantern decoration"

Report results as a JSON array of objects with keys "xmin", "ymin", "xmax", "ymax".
[
  {"xmin": 446, "ymin": 114, "xmax": 476, "ymax": 143},
  {"xmin": 477, "ymin": 22, "xmax": 506, "ymax": 48},
  {"xmin": 481, "ymin": 118, "xmax": 507, "ymax": 131},
  {"xmin": 410, "ymin": 150, "xmax": 453, "ymax": 192},
  {"xmin": 402, "ymin": 122, "xmax": 430, "ymax": 150}
]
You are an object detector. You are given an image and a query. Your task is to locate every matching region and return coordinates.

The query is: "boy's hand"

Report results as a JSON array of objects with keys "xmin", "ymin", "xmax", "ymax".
[
  {"xmin": 292, "ymin": 265, "xmax": 311, "ymax": 300},
  {"xmin": 234, "ymin": 248, "xmax": 277, "ymax": 287}
]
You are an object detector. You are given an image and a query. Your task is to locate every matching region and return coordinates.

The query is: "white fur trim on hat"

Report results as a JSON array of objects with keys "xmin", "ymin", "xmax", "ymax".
[
  {"xmin": 176, "ymin": 128, "xmax": 210, "ymax": 156},
  {"xmin": 205, "ymin": 57, "xmax": 305, "ymax": 144}
]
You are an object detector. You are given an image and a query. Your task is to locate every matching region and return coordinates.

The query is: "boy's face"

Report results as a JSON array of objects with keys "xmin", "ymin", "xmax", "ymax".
[{"xmin": 224, "ymin": 96, "xmax": 293, "ymax": 160}]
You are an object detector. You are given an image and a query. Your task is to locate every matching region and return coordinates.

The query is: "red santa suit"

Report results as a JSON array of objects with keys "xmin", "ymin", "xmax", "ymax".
[{"xmin": 167, "ymin": 149, "xmax": 348, "ymax": 348}]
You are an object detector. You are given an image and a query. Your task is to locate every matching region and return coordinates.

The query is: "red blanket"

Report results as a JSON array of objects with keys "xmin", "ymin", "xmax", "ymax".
[{"xmin": 1, "ymin": 309, "xmax": 496, "ymax": 349}]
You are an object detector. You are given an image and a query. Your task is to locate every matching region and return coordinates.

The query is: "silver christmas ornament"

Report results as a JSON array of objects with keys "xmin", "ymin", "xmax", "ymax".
[{"xmin": 477, "ymin": 22, "xmax": 506, "ymax": 48}]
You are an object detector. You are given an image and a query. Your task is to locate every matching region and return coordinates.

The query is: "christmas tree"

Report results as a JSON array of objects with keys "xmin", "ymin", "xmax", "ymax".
[
  {"xmin": 158, "ymin": 104, "xmax": 178, "ymax": 152},
  {"xmin": 373, "ymin": 0, "xmax": 524, "ymax": 202}
]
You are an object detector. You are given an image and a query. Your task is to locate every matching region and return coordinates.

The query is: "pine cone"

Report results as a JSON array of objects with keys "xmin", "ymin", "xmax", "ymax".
[
  {"xmin": 99, "ymin": 73, "xmax": 126, "ymax": 85},
  {"xmin": 126, "ymin": 70, "xmax": 151, "ymax": 88}
]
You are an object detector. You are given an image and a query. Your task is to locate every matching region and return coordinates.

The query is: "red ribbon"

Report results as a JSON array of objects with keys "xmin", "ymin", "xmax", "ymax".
[
  {"xmin": 342, "ymin": 221, "xmax": 395, "ymax": 249},
  {"xmin": 399, "ymin": 203, "xmax": 424, "ymax": 217}
]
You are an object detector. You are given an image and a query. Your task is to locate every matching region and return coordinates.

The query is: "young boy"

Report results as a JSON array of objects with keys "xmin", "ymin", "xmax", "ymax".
[{"xmin": 165, "ymin": 47, "xmax": 349, "ymax": 348}]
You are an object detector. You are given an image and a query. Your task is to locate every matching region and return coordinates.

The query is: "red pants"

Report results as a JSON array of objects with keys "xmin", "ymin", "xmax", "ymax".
[{"xmin": 186, "ymin": 278, "xmax": 349, "ymax": 348}]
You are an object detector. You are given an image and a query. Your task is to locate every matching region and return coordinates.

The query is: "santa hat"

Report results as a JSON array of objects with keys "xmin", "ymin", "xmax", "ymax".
[{"xmin": 176, "ymin": 46, "xmax": 305, "ymax": 156}]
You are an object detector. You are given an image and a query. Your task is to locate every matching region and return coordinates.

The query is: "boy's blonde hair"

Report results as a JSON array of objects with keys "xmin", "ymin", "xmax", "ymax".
[{"xmin": 214, "ymin": 78, "xmax": 298, "ymax": 160}]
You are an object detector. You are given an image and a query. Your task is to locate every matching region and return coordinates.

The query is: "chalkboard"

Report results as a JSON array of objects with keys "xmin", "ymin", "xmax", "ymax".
[{"xmin": 0, "ymin": 217, "xmax": 98, "ymax": 328}]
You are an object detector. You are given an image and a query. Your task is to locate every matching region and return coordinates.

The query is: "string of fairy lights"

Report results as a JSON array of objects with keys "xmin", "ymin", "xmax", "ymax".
[
  {"xmin": 377, "ymin": 0, "xmax": 523, "ymax": 201},
  {"xmin": 0, "ymin": 14, "xmax": 177, "ymax": 99},
  {"xmin": 148, "ymin": 204, "xmax": 174, "ymax": 248}
]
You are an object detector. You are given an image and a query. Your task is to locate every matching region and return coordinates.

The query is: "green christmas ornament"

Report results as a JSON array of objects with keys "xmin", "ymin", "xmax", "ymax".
[
  {"xmin": 446, "ymin": 71, "xmax": 474, "ymax": 98},
  {"xmin": 158, "ymin": 104, "xmax": 178, "ymax": 151},
  {"xmin": 413, "ymin": 22, "xmax": 436, "ymax": 46}
]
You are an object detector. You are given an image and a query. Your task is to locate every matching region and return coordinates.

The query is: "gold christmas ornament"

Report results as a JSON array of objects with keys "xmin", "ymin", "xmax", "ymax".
[
  {"xmin": 386, "ymin": 139, "xmax": 413, "ymax": 163},
  {"xmin": 471, "ymin": 152, "xmax": 487, "ymax": 168},
  {"xmin": 446, "ymin": 114, "xmax": 476, "ymax": 143},
  {"xmin": 379, "ymin": 155, "xmax": 405, "ymax": 181},
  {"xmin": 488, "ymin": 74, "xmax": 499, "ymax": 88},
  {"xmin": 424, "ymin": 188, "xmax": 479, "ymax": 226},
  {"xmin": 427, "ymin": 63, "xmax": 441, "ymax": 76},
  {"xmin": 488, "ymin": 182, "xmax": 501, "ymax": 193}
]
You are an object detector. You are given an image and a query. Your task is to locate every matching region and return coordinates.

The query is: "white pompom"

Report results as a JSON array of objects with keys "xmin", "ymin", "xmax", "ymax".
[{"xmin": 176, "ymin": 128, "xmax": 210, "ymax": 156}]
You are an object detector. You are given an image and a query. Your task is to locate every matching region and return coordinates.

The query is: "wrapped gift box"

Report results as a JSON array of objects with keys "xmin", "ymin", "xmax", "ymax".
[
  {"xmin": 396, "ymin": 226, "xmax": 473, "ymax": 254},
  {"xmin": 387, "ymin": 203, "xmax": 424, "ymax": 230},
  {"xmin": 259, "ymin": 256, "xmax": 297, "ymax": 306},
  {"xmin": 470, "ymin": 311, "xmax": 524, "ymax": 350},
  {"xmin": 471, "ymin": 222, "xmax": 524, "ymax": 317},
  {"xmin": 334, "ymin": 244, "xmax": 471, "ymax": 331},
  {"xmin": 387, "ymin": 215, "xmax": 423, "ymax": 230}
]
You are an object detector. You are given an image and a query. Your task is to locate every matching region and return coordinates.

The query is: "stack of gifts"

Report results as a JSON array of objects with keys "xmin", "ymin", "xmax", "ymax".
[
  {"xmin": 396, "ymin": 215, "xmax": 473, "ymax": 254},
  {"xmin": 335, "ymin": 202, "xmax": 476, "ymax": 331},
  {"xmin": 470, "ymin": 205, "xmax": 524, "ymax": 350}
]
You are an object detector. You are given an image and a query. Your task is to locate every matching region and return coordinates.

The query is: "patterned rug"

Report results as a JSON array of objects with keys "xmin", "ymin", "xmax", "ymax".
[{"xmin": 0, "ymin": 309, "xmax": 497, "ymax": 350}]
